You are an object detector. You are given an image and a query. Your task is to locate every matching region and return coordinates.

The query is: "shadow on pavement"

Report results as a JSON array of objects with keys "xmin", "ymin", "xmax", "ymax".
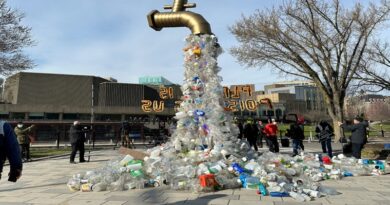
[{"xmin": 165, "ymin": 194, "xmax": 227, "ymax": 205}]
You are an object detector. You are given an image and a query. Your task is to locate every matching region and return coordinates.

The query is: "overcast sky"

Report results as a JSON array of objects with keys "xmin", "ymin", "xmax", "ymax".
[{"xmin": 7, "ymin": 0, "xmax": 383, "ymax": 92}]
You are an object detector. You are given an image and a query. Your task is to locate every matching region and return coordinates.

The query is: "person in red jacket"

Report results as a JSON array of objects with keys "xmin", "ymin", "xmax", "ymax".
[{"xmin": 263, "ymin": 119, "xmax": 279, "ymax": 153}]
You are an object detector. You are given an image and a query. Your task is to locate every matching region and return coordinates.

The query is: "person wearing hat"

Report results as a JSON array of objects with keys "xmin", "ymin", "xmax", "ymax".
[
  {"xmin": 14, "ymin": 121, "xmax": 35, "ymax": 162},
  {"xmin": 338, "ymin": 116, "xmax": 369, "ymax": 159},
  {"xmin": 69, "ymin": 121, "xmax": 86, "ymax": 163}
]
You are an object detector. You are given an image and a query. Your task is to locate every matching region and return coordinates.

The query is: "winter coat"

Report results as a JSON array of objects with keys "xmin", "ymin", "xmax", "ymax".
[
  {"xmin": 264, "ymin": 123, "xmax": 278, "ymax": 137},
  {"xmin": 287, "ymin": 123, "xmax": 305, "ymax": 140},
  {"xmin": 69, "ymin": 125, "xmax": 85, "ymax": 144},
  {"xmin": 315, "ymin": 122, "xmax": 334, "ymax": 142},
  {"xmin": 341, "ymin": 121, "xmax": 369, "ymax": 144},
  {"xmin": 14, "ymin": 126, "xmax": 34, "ymax": 145},
  {"xmin": 244, "ymin": 123, "xmax": 257, "ymax": 140},
  {"xmin": 0, "ymin": 121, "xmax": 23, "ymax": 177}
]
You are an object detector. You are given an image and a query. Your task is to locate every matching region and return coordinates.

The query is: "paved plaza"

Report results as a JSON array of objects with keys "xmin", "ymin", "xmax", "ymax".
[{"xmin": 1, "ymin": 143, "xmax": 390, "ymax": 205}]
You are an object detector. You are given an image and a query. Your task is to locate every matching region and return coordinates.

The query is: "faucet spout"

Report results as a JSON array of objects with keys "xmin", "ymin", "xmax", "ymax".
[{"xmin": 147, "ymin": 0, "xmax": 212, "ymax": 35}]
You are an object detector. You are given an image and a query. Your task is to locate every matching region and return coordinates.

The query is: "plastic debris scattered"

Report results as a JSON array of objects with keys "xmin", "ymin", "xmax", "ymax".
[{"xmin": 67, "ymin": 34, "xmax": 389, "ymax": 202}]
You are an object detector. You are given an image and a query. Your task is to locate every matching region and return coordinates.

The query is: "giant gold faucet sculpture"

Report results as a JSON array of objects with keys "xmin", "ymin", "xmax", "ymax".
[{"xmin": 147, "ymin": 0, "xmax": 212, "ymax": 35}]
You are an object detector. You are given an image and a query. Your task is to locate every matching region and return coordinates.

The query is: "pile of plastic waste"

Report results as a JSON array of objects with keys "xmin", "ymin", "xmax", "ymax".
[
  {"xmin": 67, "ymin": 141, "xmax": 388, "ymax": 202},
  {"xmin": 67, "ymin": 34, "xmax": 388, "ymax": 202}
]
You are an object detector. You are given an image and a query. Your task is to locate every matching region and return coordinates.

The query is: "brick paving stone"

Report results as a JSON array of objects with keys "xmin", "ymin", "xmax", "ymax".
[
  {"xmin": 71, "ymin": 192, "xmax": 111, "ymax": 200},
  {"xmin": 260, "ymin": 196, "xmax": 283, "ymax": 201},
  {"xmin": 229, "ymin": 200, "xmax": 271, "ymax": 205},
  {"xmin": 63, "ymin": 199, "xmax": 106, "ymax": 205},
  {"xmin": 27, "ymin": 197, "xmax": 68, "ymax": 204},
  {"xmin": 40, "ymin": 188, "xmax": 71, "ymax": 194},
  {"xmin": 198, "ymin": 194, "xmax": 238, "ymax": 200},
  {"xmin": 0, "ymin": 203, "xmax": 30, "ymax": 205},
  {"xmin": 102, "ymin": 201, "xmax": 126, "ymax": 205},
  {"xmin": 238, "ymin": 195, "xmax": 260, "ymax": 201},
  {"xmin": 53, "ymin": 194, "xmax": 78, "ymax": 200},
  {"xmin": 0, "ymin": 196, "xmax": 37, "ymax": 203},
  {"xmin": 163, "ymin": 197, "xmax": 188, "ymax": 204},
  {"xmin": 274, "ymin": 202, "xmax": 323, "ymax": 205},
  {"xmin": 105, "ymin": 195, "xmax": 139, "ymax": 201},
  {"xmin": 182, "ymin": 198, "xmax": 229, "ymax": 205}
]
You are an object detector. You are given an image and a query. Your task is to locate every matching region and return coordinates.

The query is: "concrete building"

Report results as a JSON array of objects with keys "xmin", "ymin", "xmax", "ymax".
[
  {"xmin": 0, "ymin": 72, "xmax": 181, "ymax": 143},
  {"xmin": 230, "ymin": 81, "xmax": 326, "ymax": 121}
]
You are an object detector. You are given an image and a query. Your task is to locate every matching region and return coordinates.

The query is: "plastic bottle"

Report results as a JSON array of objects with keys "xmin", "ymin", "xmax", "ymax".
[
  {"xmin": 119, "ymin": 155, "xmax": 134, "ymax": 166},
  {"xmin": 258, "ymin": 183, "xmax": 267, "ymax": 196},
  {"xmin": 303, "ymin": 189, "xmax": 321, "ymax": 198},
  {"xmin": 244, "ymin": 176, "xmax": 260, "ymax": 189},
  {"xmin": 343, "ymin": 171, "xmax": 353, "ymax": 177},
  {"xmin": 289, "ymin": 192, "xmax": 305, "ymax": 202},
  {"xmin": 92, "ymin": 182, "xmax": 107, "ymax": 192},
  {"xmin": 232, "ymin": 163, "xmax": 245, "ymax": 174},
  {"xmin": 318, "ymin": 186, "xmax": 340, "ymax": 195},
  {"xmin": 269, "ymin": 192, "xmax": 289, "ymax": 197}
]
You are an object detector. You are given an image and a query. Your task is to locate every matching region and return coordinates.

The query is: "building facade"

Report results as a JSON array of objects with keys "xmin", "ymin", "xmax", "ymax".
[{"xmin": 0, "ymin": 72, "xmax": 181, "ymax": 143}]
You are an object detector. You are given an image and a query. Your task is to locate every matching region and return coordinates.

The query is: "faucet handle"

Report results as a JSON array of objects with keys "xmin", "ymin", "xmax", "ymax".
[
  {"xmin": 183, "ymin": 3, "xmax": 196, "ymax": 9},
  {"xmin": 163, "ymin": 3, "xmax": 196, "ymax": 11}
]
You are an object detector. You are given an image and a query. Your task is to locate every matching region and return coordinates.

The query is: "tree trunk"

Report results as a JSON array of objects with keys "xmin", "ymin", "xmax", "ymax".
[{"xmin": 327, "ymin": 98, "xmax": 344, "ymax": 143}]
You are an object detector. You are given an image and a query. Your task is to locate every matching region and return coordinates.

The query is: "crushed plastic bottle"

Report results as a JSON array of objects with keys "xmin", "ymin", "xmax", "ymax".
[{"xmin": 270, "ymin": 192, "xmax": 289, "ymax": 197}]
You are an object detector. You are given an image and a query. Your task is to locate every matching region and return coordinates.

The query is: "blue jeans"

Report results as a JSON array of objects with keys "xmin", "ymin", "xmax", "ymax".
[
  {"xmin": 292, "ymin": 139, "xmax": 304, "ymax": 155},
  {"xmin": 320, "ymin": 138, "xmax": 333, "ymax": 158}
]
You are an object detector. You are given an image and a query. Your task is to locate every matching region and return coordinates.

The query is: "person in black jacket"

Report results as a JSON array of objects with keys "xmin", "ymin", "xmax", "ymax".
[
  {"xmin": 339, "ymin": 116, "xmax": 369, "ymax": 159},
  {"xmin": 0, "ymin": 120, "xmax": 23, "ymax": 182},
  {"xmin": 69, "ymin": 121, "xmax": 86, "ymax": 163},
  {"xmin": 244, "ymin": 119, "xmax": 258, "ymax": 151},
  {"xmin": 287, "ymin": 121, "xmax": 305, "ymax": 156},
  {"xmin": 315, "ymin": 120, "xmax": 334, "ymax": 158}
]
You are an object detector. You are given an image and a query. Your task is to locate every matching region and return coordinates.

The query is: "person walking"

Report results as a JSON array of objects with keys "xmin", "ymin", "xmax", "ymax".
[
  {"xmin": 69, "ymin": 121, "xmax": 86, "ymax": 164},
  {"xmin": 287, "ymin": 120, "xmax": 305, "ymax": 156},
  {"xmin": 14, "ymin": 122, "xmax": 34, "ymax": 162},
  {"xmin": 315, "ymin": 120, "xmax": 334, "ymax": 158},
  {"xmin": 244, "ymin": 119, "xmax": 258, "ymax": 151},
  {"xmin": 0, "ymin": 120, "xmax": 23, "ymax": 182},
  {"xmin": 338, "ymin": 116, "xmax": 368, "ymax": 159},
  {"xmin": 264, "ymin": 119, "xmax": 279, "ymax": 153}
]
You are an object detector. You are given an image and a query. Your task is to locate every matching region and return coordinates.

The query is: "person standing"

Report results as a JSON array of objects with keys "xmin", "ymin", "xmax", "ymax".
[
  {"xmin": 69, "ymin": 121, "xmax": 86, "ymax": 164},
  {"xmin": 244, "ymin": 119, "xmax": 258, "ymax": 151},
  {"xmin": 287, "ymin": 121, "xmax": 305, "ymax": 156},
  {"xmin": 14, "ymin": 122, "xmax": 34, "ymax": 162},
  {"xmin": 236, "ymin": 120, "xmax": 244, "ymax": 140},
  {"xmin": 264, "ymin": 119, "xmax": 279, "ymax": 153},
  {"xmin": 338, "ymin": 116, "xmax": 368, "ymax": 159},
  {"xmin": 0, "ymin": 120, "xmax": 23, "ymax": 182},
  {"xmin": 120, "ymin": 121, "xmax": 130, "ymax": 147},
  {"xmin": 257, "ymin": 120, "xmax": 265, "ymax": 148},
  {"xmin": 315, "ymin": 120, "xmax": 334, "ymax": 158}
]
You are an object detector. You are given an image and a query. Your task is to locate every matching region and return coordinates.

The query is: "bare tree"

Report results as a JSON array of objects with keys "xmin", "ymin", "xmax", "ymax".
[
  {"xmin": 230, "ymin": 0, "xmax": 390, "ymax": 141},
  {"xmin": 354, "ymin": 42, "xmax": 390, "ymax": 92},
  {"xmin": 0, "ymin": 0, "xmax": 34, "ymax": 76}
]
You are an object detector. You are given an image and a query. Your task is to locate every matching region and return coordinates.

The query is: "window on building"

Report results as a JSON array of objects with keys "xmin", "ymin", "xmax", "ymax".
[
  {"xmin": 63, "ymin": 113, "xmax": 79, "ymax": 120},
  {"xmin": 267, "ymin": 110, "xmax": 275, "ymax": 116},
  {"xmin": 95, "ymin": 114, "xmax": 121, "ymax": 122},
  {"xmin": 11, "ymin": 112, "xmax": 25, "ymax": 120},
  {"xmin": 276, "ymin": 109, "xmax": 282, "ymax": 117},
  {"xmin": 28, "ymin": 112, "xmax": 44, "ymax": 120},
  {"xmin": 45, "ymin": 113, "xmax": 60, "ymax": 120}
]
